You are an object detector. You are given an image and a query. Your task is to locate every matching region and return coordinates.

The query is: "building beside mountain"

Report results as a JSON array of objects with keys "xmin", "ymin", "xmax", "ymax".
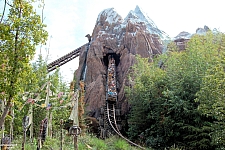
[
  {"xmin": 173, "ymin": 25, "xmax": 211, "ymax": 51},
  {"xmin": 173, "ymin": 31, "xmax": 192, "ymax": 51}
]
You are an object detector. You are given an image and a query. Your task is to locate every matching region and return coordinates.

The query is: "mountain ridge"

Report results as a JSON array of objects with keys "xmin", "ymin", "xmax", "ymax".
[{"xmin": 96, "ymin": 5, "xmax": 170, "ymax": 40}]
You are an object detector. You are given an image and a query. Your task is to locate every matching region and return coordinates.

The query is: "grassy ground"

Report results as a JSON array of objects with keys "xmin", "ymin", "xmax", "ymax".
[{"xmin": 10, "ymin": 134, "xmax": 147, "ymax": 150}]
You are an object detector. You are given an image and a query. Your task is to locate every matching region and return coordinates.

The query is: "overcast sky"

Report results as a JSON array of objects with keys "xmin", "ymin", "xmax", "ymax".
[
  {"xmin": 29, "ymin": 0, "xmax": 225, "ymax": 83},
  {"xmin": 1, "ymin": 0, "xmax": 225, "ymax": 83}
]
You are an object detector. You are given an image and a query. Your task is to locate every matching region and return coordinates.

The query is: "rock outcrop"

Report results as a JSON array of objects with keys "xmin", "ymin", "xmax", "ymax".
[
  {"xmin": 75, "ymin": 6, "xmax": 165, "ymax": 119},
  {"xmin": 196, "ymin": 25, "xmax": 210, "ymax": 35}
]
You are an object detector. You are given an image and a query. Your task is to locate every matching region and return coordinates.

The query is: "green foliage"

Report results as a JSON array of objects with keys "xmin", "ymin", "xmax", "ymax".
[
  {"xmin": 0, "ymin": 0, "xmax": 48, "ymax": 129},
  {"xmin": 126, "ymin": 32, "xmax": 225, "ymax": 149},
  {"xmin": 0, "ymin": 0, "xmax": 48, "ymax": 97},
  {"xmin": 167, "ymin": 41, "xmax": 179, "ymax": 52},
  {"xmin": 126, "ymin": 56, "xmax": 167, "ymax": 143},
  {"xmin": 0, "ymin": 0, "xmax": 72, "ymax": 147},
  {"xmin": 196, "ymin": 64, "xmax": 225, "ymax": 120},
  {"xmin": 11, "ymin": 137, "xmax": 60, "ymax": 150},
  {"xmin": 11, "ymin": 134, "xmax": 144, "ymax": 150},
  {"xmin": 31, "ymin": 55, "xmax": 70, "ymax": 138},
  {"xmin": 6, "ymin": 52, "xmax": 70, "ymax": 138},
  {"xmin": 78, "ymin": 135, "xmax": 143, "ymax": 150},
  {"xmin": 114, "ymin": 138, "xmax": 130, "ymax": 150},
  {"xmin": 42, "ymin": 137, "xmax": 60, "ymax": 149},
  {"xmin": 195, "ymin": 32, "xmax": 225, "ymax": 148},
  {"xmin": 82, "ymin": 135, "xmax": 107, "ymax": 150}
]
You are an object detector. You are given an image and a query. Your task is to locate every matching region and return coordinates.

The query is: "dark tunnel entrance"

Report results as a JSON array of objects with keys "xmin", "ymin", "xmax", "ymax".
[{"xmin": 103, "ymin": 53, "xmax": 120, "ymax": 67}]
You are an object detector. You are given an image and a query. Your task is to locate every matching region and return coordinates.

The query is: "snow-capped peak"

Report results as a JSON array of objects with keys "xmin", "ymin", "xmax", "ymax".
[
  {"xmin": 134, "ymin": 5, "xmax": 157, "ymax": 29},
  {"xmin": 95, "ymin": 6, "xmax": 170, "ymax": 40},
  {"xmin": 124, "ymin": 5, "xmax": 169, "ymax": 40},
  {"xmin": 124, "ymin": 10, "xmax": 138, "ymax": 21},
  {"xmin": 97, "ymin": 8, "xmax": 123, "ymax": 24}
]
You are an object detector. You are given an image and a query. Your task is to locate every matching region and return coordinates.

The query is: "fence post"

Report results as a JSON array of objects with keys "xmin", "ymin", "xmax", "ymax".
[
  {"xmin": 69, "ymin": 126, "xmax": 81, "ymax": 150},
  {"xmin": 60, "ymin": 119, "xmax": 63, "ymax": 150},
  {"xmin": 22, "ymin": 116, "xmax": 29, "ymax": 150}
]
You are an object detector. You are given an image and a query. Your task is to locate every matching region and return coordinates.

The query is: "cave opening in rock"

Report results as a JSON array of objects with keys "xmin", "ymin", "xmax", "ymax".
[{"xmin": 103, "ymin": 53, "xmax": 120, "ymax": 67}]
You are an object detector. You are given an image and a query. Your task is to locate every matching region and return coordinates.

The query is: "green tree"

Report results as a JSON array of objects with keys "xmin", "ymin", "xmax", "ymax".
[
  {"xmin": 33, "ymin": 55, "xmax": 71, "ymax": 137},
  {"xmin": 195, "ymin": 32, "xmax": 225, "ymax": 148},
  {"xmin": 126, "ymin": 32, "xmax": 224, "ymax": 149},
  {"xmin": 126, "ymin": 56, "xmax": 168, "ymax": 147},
  {"xmin": 0, "ymin": 0, "xmax": 48, "ymax": 129}
]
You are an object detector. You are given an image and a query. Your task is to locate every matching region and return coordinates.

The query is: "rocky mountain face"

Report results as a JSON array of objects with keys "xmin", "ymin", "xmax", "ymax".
[{"xmin": 75, "ymin": 6, "xmax": 165, "ymax": 119}]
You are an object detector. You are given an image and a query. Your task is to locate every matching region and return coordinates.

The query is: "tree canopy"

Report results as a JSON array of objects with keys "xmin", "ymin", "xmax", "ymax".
[
  {"xmin": 0, "ymin": 0, "xmax": 48, "ymax": 129},
  {"xmin": 126, "ymin": 31, "xmax": 225, "ymax": 149}
]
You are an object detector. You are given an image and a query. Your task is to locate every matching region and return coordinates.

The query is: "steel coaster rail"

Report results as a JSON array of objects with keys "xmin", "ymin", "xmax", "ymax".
[
  {"xmin": 106, "ymin": 103, "xmax": 145, "ymax": 149},
  {"xmin": 105, "ymin": 55, "xmax": 145, "ymax": 150},
  {"xmin": 47, "ymin": 43, "xmax": 88, "ymax": 72}
]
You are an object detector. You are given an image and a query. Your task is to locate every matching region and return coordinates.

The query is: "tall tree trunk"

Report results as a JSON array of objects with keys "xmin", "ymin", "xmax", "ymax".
[
  {"xmin": 0, "ymin": 102, "xmax": 11, "ymax": 130},
  {"xmin": 10, "ymin": 104, "xmax": 14, "ymax": 141},
  {"xmin": 30, "ymin": 105, "xmax": 33, "ymax": 142},
  {"xmin": 0, "ymin": 1, "xmax": 22, "ymax": 130},
  {"xmin": 1, "ymin": 99, "xmax": 5, "ymax": 135},
  {"xmin": 45, "ymin": 81, "xmax": 50, "ymax": 137}
]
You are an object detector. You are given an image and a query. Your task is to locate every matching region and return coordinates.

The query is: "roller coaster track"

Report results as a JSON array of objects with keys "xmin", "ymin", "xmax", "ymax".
[
  {"xmin": 106, "ymin": 103, "xmax": 145, "ymax": 149},
  {"xmin": 47, "ymin": 43, "xmax": 88, "ymax": 72},
  {"xmin": 104, "ymin": 56, "xmax": 145, "ymax": 150}
]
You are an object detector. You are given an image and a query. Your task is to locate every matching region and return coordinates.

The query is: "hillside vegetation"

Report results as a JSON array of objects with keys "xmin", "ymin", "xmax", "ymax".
[{"xmin": 126, "ymin": 32, "xmax": 225, "ymax": 149}]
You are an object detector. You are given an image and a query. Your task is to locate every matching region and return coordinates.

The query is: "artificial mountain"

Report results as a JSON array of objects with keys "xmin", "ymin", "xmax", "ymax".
[{"xmin": 75, "ymin": 6, "xmax": 166, "ymax": 121}]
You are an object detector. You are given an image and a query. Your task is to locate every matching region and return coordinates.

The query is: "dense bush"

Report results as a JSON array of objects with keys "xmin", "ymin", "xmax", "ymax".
[{"xmin": 126, "ymin": 32, "xmax": 225, "ymax": 149}]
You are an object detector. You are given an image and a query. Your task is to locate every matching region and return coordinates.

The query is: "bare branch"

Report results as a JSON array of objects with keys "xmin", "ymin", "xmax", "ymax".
[
  {"xmin": 41, "ymin": 3, "xmax": 45, "ymax": 23},
  {"xmin": 0, "ymin": 0, "xmax": 7, "ymax": 23},
  {"xmin": 6, "ymin": 0, "xmax": 13, "ymax": 7},
  {"xmin": 45, "ymin": 35, "xmax": 52, "ymax": 62}
]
